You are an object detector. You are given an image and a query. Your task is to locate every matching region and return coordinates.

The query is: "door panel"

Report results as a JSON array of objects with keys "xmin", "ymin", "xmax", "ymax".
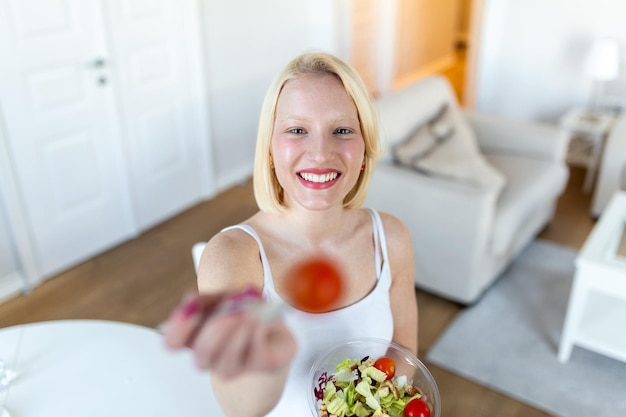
[
  {"xmin": 26, "ymin": 65, "xmax": 86, "ymax": 114},
  {"xmin": 106, "ymin": 0, "xmax": 205, "ymax": 230},
  {"xmin": 350, "ymin": 0, "xmax": 379, "ymax": 97},
  {"xmin": 0, "ymin": 0, "xmax": 136, "ymax": 277},
  {"xmin": 8, "ymin": 0, "xmax": 73, "ymax": 40},
  {"xmin": 44, "ymin": 132, "xmax": 101, "ymax": 214}
]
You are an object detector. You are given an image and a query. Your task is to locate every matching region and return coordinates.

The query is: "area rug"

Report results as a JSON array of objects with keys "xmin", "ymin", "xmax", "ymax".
[{"xmin": 426, "ymin": 240, "xmax": 626, "ymax": 417}]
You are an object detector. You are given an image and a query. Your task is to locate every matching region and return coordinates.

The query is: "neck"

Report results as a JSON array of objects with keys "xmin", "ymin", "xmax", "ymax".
[{"xmin": 280, "ymin": 205, "xmax": 355, "ymax": 246}]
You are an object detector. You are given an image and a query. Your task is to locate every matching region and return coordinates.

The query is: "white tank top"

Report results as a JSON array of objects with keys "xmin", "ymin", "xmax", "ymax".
[{"xmin": 221, "ymin": 209, "xmax": 394, "ymax": 416}]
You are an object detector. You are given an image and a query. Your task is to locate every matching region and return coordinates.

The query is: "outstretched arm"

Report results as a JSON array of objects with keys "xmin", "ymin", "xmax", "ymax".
[{"xmin": 163, "ymin": 229, "xmax": 297, "ymax": 417}]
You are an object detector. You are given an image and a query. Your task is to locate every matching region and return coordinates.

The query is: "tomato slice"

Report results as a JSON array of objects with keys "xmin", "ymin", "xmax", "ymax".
[
  {"xmin": 284, "ymin": 256, "xmax": 343, "ymax": 313},
  {"xmin": 404, "ymin": 398, "xmax": 431, "ymax": 417},
  {"xmin": 374, "ymin": 356, "xmax": 396, "ymax": 380}
]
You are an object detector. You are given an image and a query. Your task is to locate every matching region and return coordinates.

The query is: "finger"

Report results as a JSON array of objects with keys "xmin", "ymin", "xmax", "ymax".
[
  {"xmin": 210, "ymin": 315, "xmax": 256, "ymax": 378},
  {"xmin": 163, "ymin": 293, "xmax": 222, "ymax": 349},
  {"xmin": 246, "ymin": 320, "xmax": 298, "ymax": 372},
  {"xmin": 162, "ymin": 293, "xmax": 200, "ymax": 349},
  {"xmin": 190, "ymin": 310, "xmax": 246, "ymax": 369}
]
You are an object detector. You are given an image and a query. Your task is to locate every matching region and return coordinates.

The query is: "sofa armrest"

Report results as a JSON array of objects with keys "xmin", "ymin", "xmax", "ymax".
[
  {"xmin": 464, "ymin": 110, "xmax": 569, "ymax": 162},
  {"xmin": 365, "ymin": 162, "xmax": 500, "ymax": 302}
]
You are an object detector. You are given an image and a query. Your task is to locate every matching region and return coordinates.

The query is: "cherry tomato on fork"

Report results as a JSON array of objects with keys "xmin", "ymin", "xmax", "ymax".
[
  {"xmin": 404, "ymin": 398, "xmax": 431, "ymax": 417},
  {"xmin": 374, "ymin": 356, "xmax": 396, "ymax": 380},
  {"xmin": 284, "ymin": 256, "xmax": 343, "ymax": 313}
]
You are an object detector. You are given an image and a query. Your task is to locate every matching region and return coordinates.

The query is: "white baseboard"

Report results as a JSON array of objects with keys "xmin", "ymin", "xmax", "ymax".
[{"xmin": 0, "ymin": 271, "xmax": 28, "ymax": 305}]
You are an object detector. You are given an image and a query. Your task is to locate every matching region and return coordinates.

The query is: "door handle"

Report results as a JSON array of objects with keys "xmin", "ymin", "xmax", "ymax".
[
  {"xmin": 86, "ymin": 58, "xmax": 109, "ymax": 86},
  {"xmin": 87, "ymin": 58, "xmax": 107, "ymax": 69}
]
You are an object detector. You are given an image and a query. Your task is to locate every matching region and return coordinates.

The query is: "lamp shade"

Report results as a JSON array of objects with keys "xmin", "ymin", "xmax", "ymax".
[{"xmin": 585, "ymin": 38, "xmax": 620, "ymax": 81}]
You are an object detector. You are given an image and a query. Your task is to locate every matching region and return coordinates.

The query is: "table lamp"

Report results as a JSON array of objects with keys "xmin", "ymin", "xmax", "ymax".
[{"xmin": 585, "ymin": 38, "xmax": 620, "ymax": 115}]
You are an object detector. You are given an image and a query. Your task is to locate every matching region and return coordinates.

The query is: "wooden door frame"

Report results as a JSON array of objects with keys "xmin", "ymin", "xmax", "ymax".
[
  {"xmin": 463, "ymin": 0, "xmax": 486, "ymax": 109},
  {"xmin": 349, "ymin": 0, "xmax": 485, "ymax": 102}
]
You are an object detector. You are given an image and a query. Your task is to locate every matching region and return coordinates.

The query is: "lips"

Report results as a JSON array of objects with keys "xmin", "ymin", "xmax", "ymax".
[
  {"xmin": 296, "ymin": 170, "xmax": 341, "ymax": 189},
  {"xmin": 298, "ymin": 172, "xmax": 339, "ymax": 183}
]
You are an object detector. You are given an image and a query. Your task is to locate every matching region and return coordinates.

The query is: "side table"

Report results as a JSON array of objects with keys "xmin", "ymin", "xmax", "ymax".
[
  {"xmin": 558, "ymin": 191, "xmax": 626, "ymax": 364},
  {"xmin": 591, "ymin": 113, "xmax": 626, "ymax": 217},
  {"xmin": 560, "ymin": 108, "xmax": 617, "ymax": 193}
]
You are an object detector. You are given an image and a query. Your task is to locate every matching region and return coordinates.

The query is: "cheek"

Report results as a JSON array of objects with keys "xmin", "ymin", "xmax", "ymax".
[
  {"xmin": 271, "ymin": 146, "xmax": 293, "ymax": 171},
  {"xmin": 270, "ymin": 142, "xmax": 297, "ymax": 184},
  {"xmin": 343, "ymin": 141, "xmax": 366, "ymax": 165},
  {"xmin": 271, "ymin": 137, "xmax": 305, "ymax": 166}
]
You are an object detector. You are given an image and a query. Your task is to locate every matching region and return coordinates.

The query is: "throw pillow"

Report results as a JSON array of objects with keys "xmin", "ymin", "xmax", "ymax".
[
  {"xmin": 392, "ymin": 104, "xmax": 506, "ymax": 191},
  {"xmin": 392, "ymin": 104, "xmax": 453, "ymax": 166}
]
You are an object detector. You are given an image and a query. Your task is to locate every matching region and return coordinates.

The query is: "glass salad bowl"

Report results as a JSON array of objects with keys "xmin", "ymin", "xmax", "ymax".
[{"xmin": 308, "ymin": 338, "xmax": 440, "ymax": 417}]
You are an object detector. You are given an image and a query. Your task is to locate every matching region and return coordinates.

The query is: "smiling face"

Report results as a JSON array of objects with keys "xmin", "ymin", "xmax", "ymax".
[{"xmin": 270, "ymin": 74, "xmax": 365, "ymax": 212}]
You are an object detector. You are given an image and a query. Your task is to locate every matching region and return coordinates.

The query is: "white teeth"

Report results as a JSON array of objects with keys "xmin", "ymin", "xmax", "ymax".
[{"xmin": 299, "ymin": 172, "xmax": 339, "ymax": 183}]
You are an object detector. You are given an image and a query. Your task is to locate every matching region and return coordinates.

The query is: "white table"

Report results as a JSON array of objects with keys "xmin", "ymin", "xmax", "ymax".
[
  {"xmin": 591, "ymin": 113, "xmax": 626, "ymax": 217},
  {"xmin": 558, "ymin": 191, "xmax": 626, "ymax": 363},
  {"xmin": 560, "ymin": 108, "xmax": 617, "ymax": 193},
  {"xmin": 0, "ymin": 320, "xmax": 226, "ymax": 417}
]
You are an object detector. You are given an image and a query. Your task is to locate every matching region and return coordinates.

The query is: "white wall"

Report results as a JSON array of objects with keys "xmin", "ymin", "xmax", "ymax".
[
  {"xmin": 0, "ymin": 139, "xmax": 32, "ymax": 302},
  {"xmin": 0, "ymin": 192, "xmax": 18, "ymax": 280},
  {"xmin": 474, "ymin": 0, "xmax": 626, "ymax": 123},
  {"xmin": 0, "ymin": 0, "xmax": 346, "ymax": 300},
  {"xmin": 201, "ymin": 0, "xmax": 346, "ymax": 190},
  {"xmin": 0, "ymin": 126, "xmax": 20, "ymax": 302}
]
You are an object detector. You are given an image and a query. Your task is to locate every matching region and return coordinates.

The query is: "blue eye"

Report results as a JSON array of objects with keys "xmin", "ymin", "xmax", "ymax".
[
  {"xmin": 289, "ymin": 128, "xmax": 306, "ymax": 134},
  {"xmin": 336, "ymin": 128, "xmax": 353, "ymax": 135}
]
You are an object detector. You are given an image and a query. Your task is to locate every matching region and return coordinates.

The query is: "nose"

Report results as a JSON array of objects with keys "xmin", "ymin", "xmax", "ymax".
[{"xmin": 307, "ymin": 130, "xmax": 334, "ymax": 163}]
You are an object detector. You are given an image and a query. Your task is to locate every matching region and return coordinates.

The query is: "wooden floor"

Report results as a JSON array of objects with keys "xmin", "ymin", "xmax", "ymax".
[{"xmin": 0, "ymin": 163, "xmax": 596, "ymax": 416}]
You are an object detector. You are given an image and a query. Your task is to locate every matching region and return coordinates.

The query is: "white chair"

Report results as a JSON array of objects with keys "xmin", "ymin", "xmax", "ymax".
[
  {"xmin": 192, "ymin": 242, "xmax": 207, "ymax": 274},
  {"xmin": 366, "ymin": 75, "xmax": 570, "ymax": 304},
  {"xmin": 156, "ymin": 242, "xmax": 206, "ymax": 333}
]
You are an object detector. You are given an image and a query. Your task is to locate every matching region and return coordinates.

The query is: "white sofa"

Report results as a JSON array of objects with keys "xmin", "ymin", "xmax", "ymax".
[{"xmin": 365, "ymin": 75, "xmax": 569, "ymax": 304}]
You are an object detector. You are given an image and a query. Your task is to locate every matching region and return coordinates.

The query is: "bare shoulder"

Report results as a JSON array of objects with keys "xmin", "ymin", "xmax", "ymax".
[
  {"xmin": 376, "ymin": 210, "xmax": 414, "ymax": 279},
  {"xmin": 205, "ymin": 226, "xmax": 258, "ymax": 255},
  {"xmin": 197, "ymin": 226, "xmax": 264, "ymax": 293},
  {"xmin": 376, "ymin": 211, "xmax": 413, "ymax": 249}
]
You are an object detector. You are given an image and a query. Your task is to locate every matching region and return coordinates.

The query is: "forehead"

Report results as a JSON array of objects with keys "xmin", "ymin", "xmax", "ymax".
[{"xmin": 275, "ymin": 74, "xmax": 357, "ymax": 116}]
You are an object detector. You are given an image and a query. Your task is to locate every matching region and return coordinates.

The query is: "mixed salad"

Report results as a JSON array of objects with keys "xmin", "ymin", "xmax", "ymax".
[{"xmin": 314, "ymin": 355, "xmax": 432, "ymax": 417}]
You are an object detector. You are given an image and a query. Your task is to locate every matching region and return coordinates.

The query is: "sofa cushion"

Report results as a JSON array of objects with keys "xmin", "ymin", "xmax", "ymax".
[
  {"xmin": 486, "ymin": 153, "xmax": 568, "ymax": 255},
  {"xmin": 391, "ymin": 104, "xmax": 452, "ymax": 162},
  {"xmin": 375, "ymin": 77, "xmax": 454, "ymax": 144},
  {"xmin": 391, "ymin": 103, "xmax": 506, "ymax": 191}
]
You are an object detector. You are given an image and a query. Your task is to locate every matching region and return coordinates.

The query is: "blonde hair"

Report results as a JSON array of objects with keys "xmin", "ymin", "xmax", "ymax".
[{"xmin": 253, "ymin": 52, "xmax": 382, "ymax": 214}]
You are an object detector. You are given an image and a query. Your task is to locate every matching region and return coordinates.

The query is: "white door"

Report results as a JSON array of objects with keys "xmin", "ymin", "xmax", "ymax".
[
  {"xmin": 0, "ymin": 0, "xmax": 137, "ymax": 277},
  {"xmin": 105, "ymin": 0, "xmax": 212, "ymax": 230},
  {"xmin": 0, "ymin": 194, "xmax": 22, "ymax": 301}
]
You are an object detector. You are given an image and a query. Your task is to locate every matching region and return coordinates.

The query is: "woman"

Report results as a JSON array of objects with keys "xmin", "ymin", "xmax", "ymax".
[{"xmin": 164, "ymin": 52, "xmax": 417, "ymax": 416}]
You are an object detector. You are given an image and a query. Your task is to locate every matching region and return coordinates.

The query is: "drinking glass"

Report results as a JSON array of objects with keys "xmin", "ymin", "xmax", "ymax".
[
  {"xmin": 0, "ymin": 326, "xmax": 24, "ymax": 417},
  {"xmin": 0, "ymin": 357, "xmax": 16, "ymax": 390},
  {"xmin": 1, "ymin": 355, "xmax": 15, "ymax": 416},
  {"xmin": 0, "ymin": 358, "xmax": 13, "ymax": 416},
  {"xmin": 0, "ymin": 327, "xmax": 22, "ymax": 417}
]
